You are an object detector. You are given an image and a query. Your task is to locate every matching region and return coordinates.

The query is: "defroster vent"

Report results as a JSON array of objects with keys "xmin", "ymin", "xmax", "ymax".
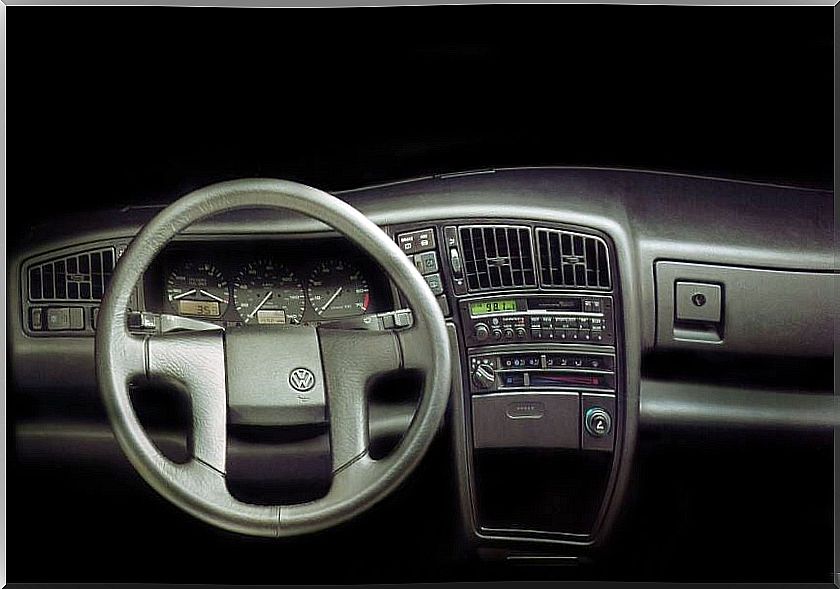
[
  {"xmin": 459, "ymin": 225, "xmax": 536, "ymax": 291},
  {"xmin": 28, "ymin": 247, "xmax": 116, "ymax": 302},
  {"xmin": 536, "ymin": 228, "xmax": 611, "ymax": 289}
]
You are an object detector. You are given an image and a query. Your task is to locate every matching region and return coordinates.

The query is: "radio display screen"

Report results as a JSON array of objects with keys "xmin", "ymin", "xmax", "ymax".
[{"xmin": 470, "ymin": 299, "xmax": 518, "ymax": 316}]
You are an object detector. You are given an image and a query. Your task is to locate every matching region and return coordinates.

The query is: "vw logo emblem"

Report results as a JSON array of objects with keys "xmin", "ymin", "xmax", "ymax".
[{"xmin": 289, "ymin": 367, "xmax": 315, "ymax": 392}]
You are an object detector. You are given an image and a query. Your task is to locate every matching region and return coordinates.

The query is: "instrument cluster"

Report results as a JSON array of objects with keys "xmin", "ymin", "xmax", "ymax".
[{"xmin": 150, "ymin": 240, "xmax": 391, "ymax": 326}]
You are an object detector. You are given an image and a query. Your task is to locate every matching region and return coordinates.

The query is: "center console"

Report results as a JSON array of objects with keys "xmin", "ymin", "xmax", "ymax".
[{"xmin": 390, "ymin": 220, "xmax": 625, "ymax": 547}]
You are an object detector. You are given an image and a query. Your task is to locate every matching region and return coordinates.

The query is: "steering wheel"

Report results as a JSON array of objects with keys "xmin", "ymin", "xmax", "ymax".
[{"xmin": 96, "ymin": 179, "xmax": 451, "ymax": 537}]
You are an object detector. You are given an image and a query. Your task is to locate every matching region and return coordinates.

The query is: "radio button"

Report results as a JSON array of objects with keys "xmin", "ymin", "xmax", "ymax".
[
  {"xmin": 531, "ymin": 329, "xmax": 542, "ymax": 339},
  {"xmin": 503, "ymin": 328, "xmax": 515, "ymax": 339},
  {"xmin": 515, "ymin": 327, "xmax": 527, "ymax": 339},
  {"xmin": 491, "ymin": 329, "xmax": 503, "ymax": 341}
]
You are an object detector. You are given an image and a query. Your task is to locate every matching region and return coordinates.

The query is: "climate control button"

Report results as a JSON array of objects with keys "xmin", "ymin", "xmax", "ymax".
[{"xmin": 472, "ymin": 364, "xmax": 496, "ymax": 390}]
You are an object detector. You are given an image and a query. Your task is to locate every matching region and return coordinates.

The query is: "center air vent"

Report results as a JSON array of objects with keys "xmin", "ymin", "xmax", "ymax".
[
  {"xmin": 535, "ymin": 228, "xmax": 611, "ymax": 289},
  {"xmin": 459, "ymin": 225, "xmax": 536, "ymax": 291}
]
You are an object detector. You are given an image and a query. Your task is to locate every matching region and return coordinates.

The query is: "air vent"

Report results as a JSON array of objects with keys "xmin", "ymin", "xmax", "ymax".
[
  {"xmin": 459, "ymin": 225, "xmax": 536, "ymax": 291},
  {"xmin": 536, "ymin": 228, "xmax": 611, "ymax": 289},
  {"xmin": 28, "ymin": 247, "xmax": 116, "ymax": 302}
]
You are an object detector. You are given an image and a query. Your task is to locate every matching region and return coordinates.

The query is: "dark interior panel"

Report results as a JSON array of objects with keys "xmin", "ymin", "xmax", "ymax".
[
  {"xmin": 473, "ymin": 448, "xmax": 613, "ymax": 535},
  {"xmin": 8, "ymin": 168, "xmax": 834, "ymax": 584},
  {"xmin": 655, "ymin": 261, "xmax": 836, "ymax": 356}
]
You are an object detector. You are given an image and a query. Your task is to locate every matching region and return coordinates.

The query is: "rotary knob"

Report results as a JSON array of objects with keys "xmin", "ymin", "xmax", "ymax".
[
  {"xmin": 584, "ymin": 407, "xmax": 612, "ymax": 437},
  {"xmin": 472, "ymin": 363, "xmax": 496, "ymax": 390},
  {"xmin": 474, "ymin": 323, "xmax": 490, "ymax": 342}
]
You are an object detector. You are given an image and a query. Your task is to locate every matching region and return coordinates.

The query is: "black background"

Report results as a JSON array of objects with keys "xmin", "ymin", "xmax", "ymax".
[
  {"xmin": 10, "ymin": 5, "xmax": 836, "ymax": 585},
  {"xmin": 13, "ymin": 6, "xmax": 834, "ymax": 246}
]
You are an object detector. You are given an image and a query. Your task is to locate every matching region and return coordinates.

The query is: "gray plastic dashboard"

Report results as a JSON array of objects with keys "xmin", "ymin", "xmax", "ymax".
[
  {"xmin": 9, "ymin": 167, "xmax": 838, "ymax": 500},
  {"xmin": 11, "ymin": 166, "xmax": 835, "ymax": 361}
]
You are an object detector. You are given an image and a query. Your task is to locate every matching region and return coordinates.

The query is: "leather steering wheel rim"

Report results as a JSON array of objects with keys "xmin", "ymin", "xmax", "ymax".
[{"xmin": 95, "ymin": 178, "xmax": 451, "ymax": 537}]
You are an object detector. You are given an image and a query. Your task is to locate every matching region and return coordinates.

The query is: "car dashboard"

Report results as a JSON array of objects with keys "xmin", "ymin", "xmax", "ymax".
[{"xmin": 8, "ymin": 167, "xmax": 837, "ymax": 583}]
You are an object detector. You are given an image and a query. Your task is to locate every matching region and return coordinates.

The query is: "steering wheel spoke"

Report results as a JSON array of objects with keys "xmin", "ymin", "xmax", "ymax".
[
  {"xmin": 318, "ymin": 328, "xmax": 402, "ymax": 470},
  {"xmin": 145, "ymin": 330, "xmax": 228, "ymax": 473},
  {"xmin": 395, "ymin": 322, "xmax": 438, "ymax": 372}
]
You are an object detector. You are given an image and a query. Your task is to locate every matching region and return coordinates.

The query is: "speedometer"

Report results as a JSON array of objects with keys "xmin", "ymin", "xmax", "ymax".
[
  {"xmin": 166, "ymin": 260, "xmax": 230, "ymax": 317},
  {"xmin": 233, "ymin": 259, "xmax": 305, "ymax": 325},
  {"xmin": 307, "ymin": 259, "xmax": 370, "ymax": 319}
]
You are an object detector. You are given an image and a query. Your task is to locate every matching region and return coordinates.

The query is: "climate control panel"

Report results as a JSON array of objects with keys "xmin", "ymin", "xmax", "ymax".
[{"xmin": 468, "ymin": 349, "xmax": 617, "ymax": 394}]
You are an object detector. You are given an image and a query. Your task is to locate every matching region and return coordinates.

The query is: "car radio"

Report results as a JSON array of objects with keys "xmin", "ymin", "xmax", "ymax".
[{"xmin": 459, "ymin": 293, "xmax": 615, "ymax": 348}]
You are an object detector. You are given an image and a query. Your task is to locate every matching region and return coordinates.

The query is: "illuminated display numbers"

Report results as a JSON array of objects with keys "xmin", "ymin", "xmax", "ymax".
[
  {"xmin": 471, "ymin": 300, "xmax": 518, "ymax": 316},
  {"xmin": 179, "ymin": 300, "xmax": 220, "ymax": 317}
]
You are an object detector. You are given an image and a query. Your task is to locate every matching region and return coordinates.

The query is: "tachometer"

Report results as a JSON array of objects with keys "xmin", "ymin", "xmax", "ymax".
[
  {"xmin": 233, "ymin": 259, "xmax": 305, "ymax": 325},
  {"xmin": 307, "ymin": 259, "xmax": 370, "ymax": 319},
  {"xmin": 166, "ymin": 260, "xmax": 230, "ymax": 317}
]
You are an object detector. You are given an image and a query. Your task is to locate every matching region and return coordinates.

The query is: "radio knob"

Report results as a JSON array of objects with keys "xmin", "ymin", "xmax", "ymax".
[
  {"xmin": 472, "ymin": 364, "xmax": 496, "ymax": 390},
  {"xmin": 474, "ymin": 323, "xmax": 490, "ymax": 342},
  {"xmin": 503, "ymin": 328, "xmax": 515, "ymax": 339},
  {"xmin": 491, "ymin": 328, "xmax": 503, "ymax": 341},
  {"xmin": 515, "ymin": 327, "xmax": 527, "ymax": 339}
]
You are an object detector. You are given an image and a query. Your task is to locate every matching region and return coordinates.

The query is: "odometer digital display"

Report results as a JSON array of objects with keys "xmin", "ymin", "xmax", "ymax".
[
  {"xmin": 178, "ymin": 300, "xmax": 220, "ymax": 317},
  {"xmin": 470, "ymin": 299, "xmax": 518, "ymax": 316}
]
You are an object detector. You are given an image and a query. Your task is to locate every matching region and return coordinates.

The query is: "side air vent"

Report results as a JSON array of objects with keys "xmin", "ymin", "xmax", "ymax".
[
  {"xmin": 536, "ymin": 228, "xmax": 611, "ymax": 289},
  {"xmin": 459, "ymin": 225, "xmax": 536, "ymax": 291},
  {"xmin": 28, "ymin": 247, "xmax": 116, "ymax": 301}
]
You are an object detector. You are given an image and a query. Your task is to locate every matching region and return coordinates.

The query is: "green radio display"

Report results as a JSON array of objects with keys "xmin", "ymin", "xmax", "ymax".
[{"xmin": 470, "ymin": 299, "xmax": 518, "ymax": 316}]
